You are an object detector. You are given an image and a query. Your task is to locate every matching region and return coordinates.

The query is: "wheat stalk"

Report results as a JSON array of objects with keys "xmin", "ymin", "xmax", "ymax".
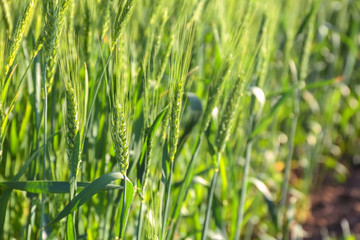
[
  {"xmin": 110, "ymin": 102, "xmax": 130, "ymax": 239},
  {"xmin": 202, "ymin": 76, "xmax": 243, "ymax": 239},
  {"xmin": 3, "ymin": 0, "xmax": 34, "ymax": 79},
  {"xmin": 0, "ymin": 0, "xmax": 12, "ymax": 34}
]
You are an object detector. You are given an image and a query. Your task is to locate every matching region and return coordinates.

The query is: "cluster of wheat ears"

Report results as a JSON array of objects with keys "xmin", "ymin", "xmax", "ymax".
[{"xmin": 0, "ymin": 0, "xmax": 359, "ymax": 239}]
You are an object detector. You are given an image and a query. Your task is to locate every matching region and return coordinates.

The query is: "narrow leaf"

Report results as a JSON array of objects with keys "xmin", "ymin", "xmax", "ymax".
[
  {"xmin": 115, "ymin": 178, "xmax": 134, "ymax": 239},
  {"xmin": 148, "ymin": 106, "xmax": 169, "ymax": 140},
  {"xmin": 137, "ymin": 106, "xmax": 168, "ymax": 188},
  {"xmin": 70, "ymin": 132, "xmax": 81, "ymax": 180},
  {"xmin": 66, "ymin": 213, "xmax": 76, "ymax": 240},
  {"xmin": 0, "ymin": 181, "xmax": 122, "ymax": 194},
  {"xmin": 251, "ymin": 91, "xmax": 292, "ymax": 138},
  {"xmin": 45, "ymin": 172, "xmax": 124, "ymax": 227}
]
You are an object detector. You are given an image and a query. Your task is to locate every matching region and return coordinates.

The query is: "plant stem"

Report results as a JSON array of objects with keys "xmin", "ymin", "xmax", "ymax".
[
  {"xmin": 279, "ymin": 75, "xmax": 300, "ymax": 237},
  {"xmin": 162, "ymin": 160, "xmax": 174, "ymax": 239},
  {"xmin": 201, "ymin": 152, "xmax": 221, "ymax": 240},
  {"xmin": 119, "ymin": 174, "xmax": 127, "ymax": 239},
  {"xmin": 136, "ymin": 200, "xmax": 145, "ymax": 240},
  {"xmin": 83, "ymin": 52, "xmax": 112, "ymax": 148},
  {"xmin": 166, "ymin": 135, "xmax": 202, "ymax": 240},
  {"xmin": 26, "ymin": 58, "xmax": 41, "ymax": 240},
  {"xmin": 40, "ymin": 63, "xmax": 48, "ymax": 239},
  {"xmin": 234, "ymin": 140, "xmax": 253, "ymax": 240}
]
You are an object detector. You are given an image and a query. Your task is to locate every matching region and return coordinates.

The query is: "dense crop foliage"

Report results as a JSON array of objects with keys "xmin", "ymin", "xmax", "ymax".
[{"xmin": 0, "ymin": 0, "xmax": 359, "ymax": 239}]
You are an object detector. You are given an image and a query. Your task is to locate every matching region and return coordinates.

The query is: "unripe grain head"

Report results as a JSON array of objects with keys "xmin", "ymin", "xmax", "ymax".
[
  {"xmin": 4, "ymin": 0, "xmax": 34, "ymax": 78},
  {"xmin": 216, "ymin": 76, "xmax": 242, "ymax": 153},
  {"xmin": 0, "ymin": 0, "xmax": 13, "ymax": 34},
  {"xmin": 200, "ymin": 64, "xmax": 229, "ymax": 133},
  {"xmin": 0, "ymin": 107, "xmax": 3, "ymax": 162},
  {"xmin": 65, "ymin": 83, "xmax": 80, "ymax": 162},
  {"xmin": 111, "ymin": 103, "xmax": 129, "ymax": 175},
  {"xmin": 143, "ymin": 135, "xmax": 153, "ymax": 190},
  {"xmin": 46, "ymin": 0, "xmax": 71, "ymax": 92},
  {"xmin": 168, "ymin": 79, "xmax": 183, "ymax": 162},
  {"xmin": 111, "ymin": 0, "xmax": 135, "ymax": 51}
]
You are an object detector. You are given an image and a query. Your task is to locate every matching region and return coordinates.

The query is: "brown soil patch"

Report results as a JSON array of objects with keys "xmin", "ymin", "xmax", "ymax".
[{"xmin": 303, "ymin": 167, "xmax": 360, "ymax": 239}]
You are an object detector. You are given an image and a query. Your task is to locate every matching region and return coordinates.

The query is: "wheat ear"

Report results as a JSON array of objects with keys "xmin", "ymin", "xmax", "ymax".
[
  {"xmin": 111, "ymin": 103, "xmax": 129, "ymax": 175},
  {"xmin": 168, "ymin": 79, "xmax": 183, "ymax": 162},
  {"xmin": 0, "ymin": 0, "xmax": 12, "ymax": 34},
  {"xmin": 46, "ymin": 0, "xmax": 71, "ymax": 92},
  {"xmin": 200, "ymin": 64, "xmax": 229, "ymax": 133},
  {"xmin": 65, "ymin": 83, "xmax": 80, "ymax": 163},
  {"xmin": 111, "ymin": 0, "xmax": 135, "ymax": 51},
  {"xmin": 0, "ymin": 107, "xmax": 3, "ymax": 162},
  {"xmin": 3, "ymin": 0, "xmax": 34, "ymax": 79},
  {"xmin": 216, "ymin": 76, "xmax": 242, "ymax": 153}
]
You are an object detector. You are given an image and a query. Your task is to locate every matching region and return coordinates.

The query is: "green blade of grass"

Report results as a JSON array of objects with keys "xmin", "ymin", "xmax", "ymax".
[
  {"xmin": 174, "ymin": 93, "xmax": 203, "ymax": 160},
  {"xmin": 234, "ymin": 141, "xmax": 252, "ymax": 240},
  {"xmin": 295, "ymin": 0, "xmax": 321, "ymax": 37},
  {"xmin": 266, "ymin": 77, "xmax": 340, "ymax": 99},
  {"xmin": 137, "ymin": 106, "xmax": 168, "ymax": 189},
  {"xmin": 0, "ymin": 132, "xmax": 59, "ymax": 235},
  {"xmin": 201, "ymin": 152, "xmax": 220, "ymax": 240},
  {"xmin": 44, "ymin": 171, "xmax": 124, "ymax": 227},
  {"xmin": 166, "ymin": 135, "xmax": 202, "ymax": 240},
  {"xmin": 250, "ymin": 91, "xmax": 292, "ymax": 138},
  {"xmin": 66, "ymin": 213, "xmax": 75, "ymax": 240},
  {"xmin": 0, "ymin": 181, "xmax": 123, "ymax": 194},
  {"xmin": 115, "ymin": 178, "xmax": 134, "ymax": 239}
]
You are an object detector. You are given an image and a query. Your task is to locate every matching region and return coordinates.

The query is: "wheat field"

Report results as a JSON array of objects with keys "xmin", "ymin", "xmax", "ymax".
[{"xmin": 0, "ymin": 0, "xmax": 359, "ymax": 239}]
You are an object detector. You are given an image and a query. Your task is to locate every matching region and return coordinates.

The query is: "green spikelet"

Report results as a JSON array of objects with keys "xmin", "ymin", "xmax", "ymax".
[
  {"xmin": 143, "ymin": 135, "xmax": 153, "ymax": 189},
  {"xmin": 0, "ymin": 140, "xmax": 1, "ymax": 163},
  {"xmin": 41, "ymin": 2, "xmax": 56, "ymax": 57},
  {"xmin": 111, "ymin": 0, "xmax": 135, "ymax": 51},
  {"xmin": 84, "ymin": 2, "xmax": 91, "ymax": 61},
  {"xmin": 3, "ymin": 0, "xmax": 34, "ymax": 78},
  {"xmin": 33, "ymin": 30, "xmax": 46, "ymax": 58},
  {"xmin": 216, "ymin": 76, "xmax": 242, "ymax": 153},
  {"xmin": 0, "ymin": 108, "xmax": 3, "ymax": 162},
  {"xmin": 111, "ymin": 103, "xmax": 129, "ymax": 175},
  {"xmin": 46, "ymin": 0, "xmax": 71, "ymax": 93},
  {"xmin": 161, "ymin": 99, "xmax": 170, "ymax": 143},
  {"xmin": 101, "ymin": 0, "xmax": 112, "ymax": 41},
  {"xmin": 299, "ymin": 20, "xmax": 314, "ymax": 83},
  {"xmin": 33, "ymin": 1, "xmax": 55, "ymax": 58},
  {"xmin": 0, "ymin": 0, "xmax": 12, "ymax": 34},
  {"xmin": 256, "ymin": 17, "xmax": 270, "ymax": 88},
  {"xmin": 58, "ymin": 0, "xmax": 70, "ymax": 28},
  {"xmin": 200, "ymin": 64, "xmax": 229, "ymax": 133},
  {"xmin": 65, "ymin": 83, "xmax": 80, "ymax": 163},
  {"xmin": 153, "ymin": 9, "xmax": 168, "ymax": 61},
  {"xmin": 156, "ymin": 35, "xmax": 174, "ymax": 84},
  {"xmin": 168, "ymin": 80, "xmax": 183, "ymax": 162}
]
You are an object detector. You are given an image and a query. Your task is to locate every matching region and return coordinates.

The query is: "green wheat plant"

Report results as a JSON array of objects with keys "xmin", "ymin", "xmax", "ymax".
[{"xmin": 0, "ymin": 0, "xmax": 359, "ymax": 239}]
